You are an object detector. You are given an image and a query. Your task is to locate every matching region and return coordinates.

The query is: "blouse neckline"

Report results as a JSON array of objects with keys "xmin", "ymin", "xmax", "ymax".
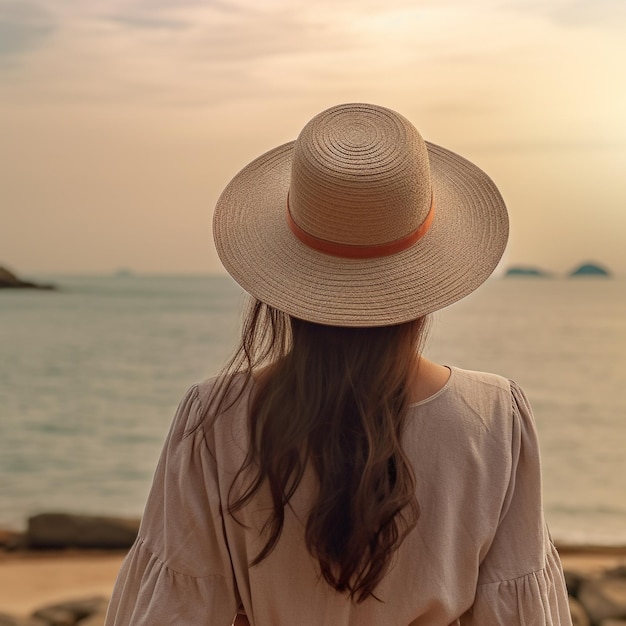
[{"xmin": 407, "ymin": 365, "xmax": 454, "ymax": 408}]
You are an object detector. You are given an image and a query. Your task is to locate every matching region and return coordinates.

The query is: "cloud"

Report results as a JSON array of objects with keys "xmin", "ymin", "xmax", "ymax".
[
  {"xmin": 0, "ymin": 1, "xmax": 56, "ymax": 59},
  {"xmin": 100, "ymin": 2, "xmax": 353, "ymax": 62},
  {"xmin": 500, "ymin": 0, "xmax": 626, "ymax": 29},
  {"xmin": 107, "ymin": 15, "xmax": 190, "ymax": 31},
  {"xmin": 458, "ymin": 139, "xmax": 626, "ymax": 154},
  {"xmin": 128, "ymin": 0, "xmax": 241, "ymax": 11},
  {"xmin": 195, "ymin": 10, "xmax": 348, "ymax": 62},
  {"xmin": 104, "ymin": 0, "xmax": 247, "ymax": 30},
  {"xmin": 0, "ymin": 0, "xmax": 350, "ymax": 104},
  {"xmin": 551, "ymin": 0, "xmax": 626, "ymax": 27}
]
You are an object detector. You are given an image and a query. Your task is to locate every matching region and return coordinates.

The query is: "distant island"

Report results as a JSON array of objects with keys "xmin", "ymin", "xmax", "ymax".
[
  {"xmin": 569, "ymin": 262, "xmax": 611, "ymax": 278},
  {"xmin": 505, "ymin": 262, "xmax": 613, "ymax": 279},
  {"xmin": 0, "ymin": 265, "xmax": 56, "ymax": 290},
  {"xmin": 505, "ymin": 266, "xmax": 552, "ymax": 278}
]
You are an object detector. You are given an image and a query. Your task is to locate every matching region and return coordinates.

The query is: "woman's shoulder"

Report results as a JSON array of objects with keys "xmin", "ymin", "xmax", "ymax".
[
  {"xmin": 445, "ymin": 366, "xmax": 515, "ymax": 404},
  {"xmin": 413, "ymin": 366, "xmax": 512, "ymax": 408},
  {"xmin": 449, "ymin": 366, "xmax": 511, "ymax": 390},
  {"xmin": 193, "ymin": 371, "xmax": 253, "ymax": 417},
  {"xmin": 417, "ymin": 366, "xmax": 522, "ymax": 438}
]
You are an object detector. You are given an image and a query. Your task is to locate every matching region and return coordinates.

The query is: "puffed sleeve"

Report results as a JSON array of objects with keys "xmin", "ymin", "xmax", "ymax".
[
  {"xmin": 105, "ymin": 385, "xmax": 240, "ymax": 626},
  {"xmin": 461, "ymin": 382, "xmax": 572, "ymax": 626}
]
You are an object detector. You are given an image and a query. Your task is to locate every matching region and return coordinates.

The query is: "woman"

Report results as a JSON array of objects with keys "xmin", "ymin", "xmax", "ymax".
[{"xmin": 105, "ymin": 103, "xmax": 572, "ymax": 625}]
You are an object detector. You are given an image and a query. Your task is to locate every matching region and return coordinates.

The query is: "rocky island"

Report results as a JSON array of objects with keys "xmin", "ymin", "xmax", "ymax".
[
  {"xmin": 504, "ymin": 262, "xmax": 613, "ymax": 279},
  {"xmin": 0, "ymin": 265, "xmax": 56, "ymax": 290},
  {"xmin": 505, "ymin": 266, "xmax": 552, "ymax": 278},
  {"xmin": 569, "ymin": 262, "xmax": 611, "ymax": 278}
]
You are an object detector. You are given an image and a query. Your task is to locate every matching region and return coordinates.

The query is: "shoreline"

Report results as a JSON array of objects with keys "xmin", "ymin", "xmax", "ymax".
[
  {"xmin": 1, "ymin": 544, "xmax": 625, "ymax": 619},
  {"xmin": 2, "ymin": 511, "xmax": 626, "ymax": 621}
]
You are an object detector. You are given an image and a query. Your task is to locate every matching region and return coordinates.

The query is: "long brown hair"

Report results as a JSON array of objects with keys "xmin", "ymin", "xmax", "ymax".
[{"xmin": 208, "ymin": 298, "xmax": 429, "ymax": 602}]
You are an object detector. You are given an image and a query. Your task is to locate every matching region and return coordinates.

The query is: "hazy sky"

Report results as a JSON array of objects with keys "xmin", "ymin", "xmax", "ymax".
[{"xmin": 1, "ymin": 0, "xmax": 625, "ymax": 275}]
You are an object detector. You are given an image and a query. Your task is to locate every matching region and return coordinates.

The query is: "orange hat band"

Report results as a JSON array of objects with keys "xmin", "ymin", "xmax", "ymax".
[{"xmin": 286, "ymin": 194, "xmax": 435, "ymax": 259}]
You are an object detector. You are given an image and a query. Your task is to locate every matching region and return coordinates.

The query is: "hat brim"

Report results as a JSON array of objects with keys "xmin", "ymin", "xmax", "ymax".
[{"xmin": 213, "ymin": 140, "xmax": 508, "ymax": 327}]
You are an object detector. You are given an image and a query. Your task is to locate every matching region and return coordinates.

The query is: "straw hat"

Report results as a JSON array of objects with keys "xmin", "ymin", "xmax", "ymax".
[{"xmin": 213, "ymin": 103, "xmax": 508, "ymax": 327}]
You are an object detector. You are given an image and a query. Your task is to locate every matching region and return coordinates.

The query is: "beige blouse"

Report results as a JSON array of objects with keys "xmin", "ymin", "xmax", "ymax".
[{"xmin": 105, "ymin": 367, "xmax": 572, "ymax": 625}]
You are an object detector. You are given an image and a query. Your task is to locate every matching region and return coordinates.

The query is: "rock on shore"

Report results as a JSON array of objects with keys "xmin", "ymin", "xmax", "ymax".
[
  {"xmin": 566, "ymin": 563, "xmax": 626, "ymax": 624},
  {"xmin": 0, "ymin": 597, "xmax": 108, "ymax": 626},
  {"xmin": 27, "ymin": 514, "xmax": 140, "ymax": 550}
]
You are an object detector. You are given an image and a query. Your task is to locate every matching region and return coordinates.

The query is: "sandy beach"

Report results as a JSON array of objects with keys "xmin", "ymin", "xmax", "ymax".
[
  {"xmin": 1, "ymin": 545, "xmax": 625, "ymax": 619},
  {"xmin": 0, "ymin": 550, "xmax": 125, "ymax": 617}
]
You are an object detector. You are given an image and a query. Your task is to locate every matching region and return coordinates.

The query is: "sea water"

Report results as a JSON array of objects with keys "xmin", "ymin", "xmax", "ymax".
[{"xmin": 1, "ymin": 274, "xmax": 625, "ymax": 545}]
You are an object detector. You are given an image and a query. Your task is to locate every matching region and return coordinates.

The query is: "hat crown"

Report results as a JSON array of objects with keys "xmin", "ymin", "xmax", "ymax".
[
  {"xmin": 289, "ymin": 104, "xmax": 432, "ymax": 246},
  {"xmin": 213, "ymin": 101, "xmax": 508, "ymax": 326}
]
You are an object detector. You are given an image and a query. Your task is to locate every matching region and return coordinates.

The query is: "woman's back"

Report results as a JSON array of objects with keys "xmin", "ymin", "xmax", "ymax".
[{"xmin": 107, "ymin": 367, "xmax": 570, "ymax": 625}]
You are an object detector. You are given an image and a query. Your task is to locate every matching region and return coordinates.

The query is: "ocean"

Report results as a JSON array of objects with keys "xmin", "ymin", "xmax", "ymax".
[{"xmin": 1, "ymin": 274, "xmax": 625, "ymax": 545}]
